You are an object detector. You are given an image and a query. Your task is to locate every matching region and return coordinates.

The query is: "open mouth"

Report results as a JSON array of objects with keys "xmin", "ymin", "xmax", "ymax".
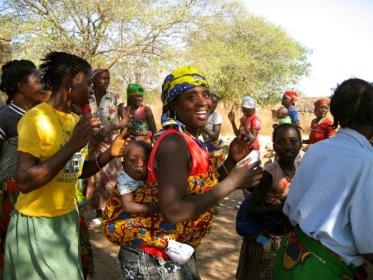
[{"xmin": 195, "ymin": 110, "xmax": 208, "ymax": 120}]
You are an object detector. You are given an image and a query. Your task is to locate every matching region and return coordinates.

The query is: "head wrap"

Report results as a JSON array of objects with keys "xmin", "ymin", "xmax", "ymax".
[
  {"xmin": 314, "ymin": 98, "xmax": 330, "ymax": 107},
  {"xmin": 160, "ymin": 66, "xmax": 209, "ymax": 128},
  {"xmin": 127, "ymin": 83, "xmax": 144, "ymax": 97},
  {"xmin": 241, "ymin": 96, "xmax": 256, "ymax": 109},
  {"xmin": 93, "ymin": 69, "xmax": 109, "ymax": 79},
  {"xmin": 283, "ymin": 90, "xmax": 298, "ymax": 101}
]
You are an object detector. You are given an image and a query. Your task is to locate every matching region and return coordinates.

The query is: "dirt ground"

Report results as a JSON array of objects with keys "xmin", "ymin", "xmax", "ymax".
[
  {"xmin": 89, "ymin": 190, "xmax": 245, "ymax": 280},
  {"xmin": 88, "ymin": 135, "xmax": 373, "ymax": 279}
]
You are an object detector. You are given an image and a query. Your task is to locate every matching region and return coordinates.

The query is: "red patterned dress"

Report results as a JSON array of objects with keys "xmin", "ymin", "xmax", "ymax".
[{"xmin": 103, "ymin": 128, "xmax": 219, "ymax": 251}]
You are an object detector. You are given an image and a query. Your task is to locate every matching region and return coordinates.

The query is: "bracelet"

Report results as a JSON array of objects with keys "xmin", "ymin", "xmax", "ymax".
[
  {"xmin": 95, "ymin": 155, "xmax": 104, "ymax": 170},
  {"xmin": 222, "ymin": 163, "xmax": 229, "ymax": 176}
]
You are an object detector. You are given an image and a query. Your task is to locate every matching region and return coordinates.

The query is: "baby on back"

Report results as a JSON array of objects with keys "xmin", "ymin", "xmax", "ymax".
[{"xmin": 117, "ymin": 140, "xmax": 194, "ymax": 264}]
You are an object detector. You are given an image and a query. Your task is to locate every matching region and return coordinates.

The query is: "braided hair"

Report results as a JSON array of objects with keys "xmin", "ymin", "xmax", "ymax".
[
  {"xmin": 330, "ymin": 78, "xmax": 373, "ymax": 129},
  {"xmin": 0, "ymin": 60, "xmax": 37, "ymax": 104},
  {"xmin": 39, "ymin": 52, "xmax": 91, "ymax": 93}
]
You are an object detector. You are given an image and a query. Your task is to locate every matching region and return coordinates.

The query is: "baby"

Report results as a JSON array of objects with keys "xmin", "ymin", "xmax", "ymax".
[
  {"xmin": 276, "ymin": 106, "xmax": 292, "ymax": 125},
  {"xmin": 117, "ymin": 141, "xmax": 194, "ymax": 264}
]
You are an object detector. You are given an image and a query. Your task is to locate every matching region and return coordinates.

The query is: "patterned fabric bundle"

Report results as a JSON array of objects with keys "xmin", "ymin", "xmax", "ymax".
[{"xmin": 103, "ymin": 129, "xmax": 219, "ymax": 249}]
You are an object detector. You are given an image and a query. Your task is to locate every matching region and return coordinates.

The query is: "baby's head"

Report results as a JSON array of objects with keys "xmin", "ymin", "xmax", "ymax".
[
  {"xmin": 122, "ymin": 141, "xmax": 152, "ymax": 181},
  {"xmin": 277, "ymin": 106, "xmax": 288, "ymax": 119}
]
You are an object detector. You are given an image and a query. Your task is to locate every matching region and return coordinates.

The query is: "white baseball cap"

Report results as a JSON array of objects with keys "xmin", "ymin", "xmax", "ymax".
[{"xmin": 241, "ymin": 96, "xmax": 256, "ymax": 109}]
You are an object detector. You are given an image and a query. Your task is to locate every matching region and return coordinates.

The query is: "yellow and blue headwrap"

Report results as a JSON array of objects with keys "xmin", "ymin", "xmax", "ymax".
[{"xmin": 160, "ymin": 66, "xmax": 209, "ymax": 128}]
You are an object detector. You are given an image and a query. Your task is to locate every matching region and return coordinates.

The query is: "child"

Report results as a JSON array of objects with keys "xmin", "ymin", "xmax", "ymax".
[
  {"xmin": 236, "ymin": 124, "xmax": 302, "ymax": 280},
  {"xmin": 228, "ymin": 96, "xmax": 261, "ymax": 162},
  {"xmin": 277, "ymin": 106, "xmax": 292, "ymax": 125},
  {"xmin": 281, "ymin": 90, "xmax": 300, "ymax": 126},
  {"xmin": 202, "ymin": 93, "xmax": 223, "ymax": 152},
  {"xmin": 303, "ymin": 98, "xmax": 336, "ymax": 144},
  {"xmin": 117, "ymin": 140, "xmax": 194, "ymax": 264}
]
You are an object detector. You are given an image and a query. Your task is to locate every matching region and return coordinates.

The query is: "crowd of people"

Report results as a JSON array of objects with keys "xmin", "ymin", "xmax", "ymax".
[{"xmin": 0, "ymin": 51, "xmax": 372, "ymax": 280}]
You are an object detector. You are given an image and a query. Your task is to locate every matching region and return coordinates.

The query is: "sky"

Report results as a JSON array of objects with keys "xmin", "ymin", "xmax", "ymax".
[{"xmin": 242, "ymin": 0, "xmax": 373, "ymax": 97}]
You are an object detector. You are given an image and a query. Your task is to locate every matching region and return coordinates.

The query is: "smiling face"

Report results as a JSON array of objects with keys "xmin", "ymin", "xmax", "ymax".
[
  {"xmin": 19, "ymin": 71, "xmax": 43, "ymax": 105},
  {"xmin": 173, "ymin": 86, "xmax": 212, "ymax": 130},
  {"xmin": 273, "ymin": 126, "xmax": 301, "ymax": 160}
]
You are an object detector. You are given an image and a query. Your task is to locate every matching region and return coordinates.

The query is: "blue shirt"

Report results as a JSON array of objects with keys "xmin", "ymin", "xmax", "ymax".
[
  {"xmin": 284, "ymin": 128, "xmax": 373, "ymax": 266},
  {"xmin": 288, "ymin": 106, "xmax": 299, "ymax": 125}
]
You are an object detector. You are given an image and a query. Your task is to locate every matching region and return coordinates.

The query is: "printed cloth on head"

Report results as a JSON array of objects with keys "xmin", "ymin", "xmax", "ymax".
[
  {"xmin": 160, "ymin": 66, "xmax": 209, "ymax": 128},
  {"xmin": 314, "ymin": 98, "xmax": 330, "ymax": 107},
  {"xmin": 283, "ymin": 90, "xmax": 298, "ymax": 101},
  {"xmin": 127, "ymin": 83, "xmax": 144, "ymax": 97},
  {"xmin": 93, "ymin": 69, "xmax": 109, "ymax": 79},
  {"xmin": 241, "ymin": 96, "xmax": 256, "ymax": 109}
]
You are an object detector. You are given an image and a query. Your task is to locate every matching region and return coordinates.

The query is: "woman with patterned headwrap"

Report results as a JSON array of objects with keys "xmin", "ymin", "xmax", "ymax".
[
  {"xmin": 103, "ymin": 66, "xmax": 263, "ymax": 279},
  {"xmin": 120, "ymin": 83, "xmax": 156, "ymax": 140}
]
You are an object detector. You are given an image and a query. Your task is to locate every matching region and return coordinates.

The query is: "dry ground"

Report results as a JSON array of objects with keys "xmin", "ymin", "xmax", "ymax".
[{"xmin": 89, "ymin": 190, "xmax": 246, "ymax": 280}]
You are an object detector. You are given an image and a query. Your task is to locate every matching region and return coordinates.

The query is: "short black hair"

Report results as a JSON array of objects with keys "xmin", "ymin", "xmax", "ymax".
[
  {"xmin": 39, "ymin": 52, "xmax": 91, "ymax": 92},
  {"xmin": 330, "ymin": 78, "xmax": 373, "ymax": 129},
  {"xmin": 0, "ymin": 60, "xmax": 37, "ymax": 104},
  {"xmin": 123, "ymin": 141, "xmax": 152, "ymax": 159},
  {"xmin": 273, "ymin": 123, "xmax": 302, "ymax": 143}
]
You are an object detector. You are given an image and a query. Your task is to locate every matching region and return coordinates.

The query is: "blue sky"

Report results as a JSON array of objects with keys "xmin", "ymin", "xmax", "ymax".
[{"xmin": 242, "ymin": 0, "xmax": 373, "ymax": 97}]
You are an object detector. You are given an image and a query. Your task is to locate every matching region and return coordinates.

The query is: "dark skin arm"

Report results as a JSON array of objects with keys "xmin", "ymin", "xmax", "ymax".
[
  {"xmin": 228, "ymin": 110, "xmax": 240, "ymax": 136},
  {"xmin": 16, "ymin": 117, "xmax": 128, "ymax": 193},
  {"xmin": 246, "ymin": 171, "xmax": 283, "ymax": 218},
  {"xmin": 203, "ymin": 123, "xmax": 221, "ymax": 141},
  {"xmin": 156, "ymin": 134, "xmax": 262, "ymax": 224},
  {"xmin": 0, "ymin": 139, "xmax": 3, "ymax": 158},
  {"xmin": 145, "ymin": 106, "xmax": 157, "ymax": 135},
  {"xmin": 363, "ymin": 254, "xmax": 373, "ymax": 265},
  {"xmin": 120, "ymin": 192, "xmax": 158, "ymax": 214}
]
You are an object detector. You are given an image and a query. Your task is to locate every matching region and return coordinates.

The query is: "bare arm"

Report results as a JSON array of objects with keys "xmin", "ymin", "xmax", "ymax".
[
  {"xmin": 246, "ymin": 171, "xmax": 283, "ymax": 218},
  {"xmin": 16, "ymin": 143, "xmax": 80, "ymax": 193},
  {"xmin": 363, "ymin": 254, "xmax": 373, "ymax": 265},
  {"xmin": 120, "ymin": 192, "xmax": 158, "ymax": 214},
  {"xmin": 145, "ymin": 106, "xmax": 157, "ymax": 135},
  {"xmin": 16, "ymin": 115, "xmax": 101, "ymax": 193},
  {"xmin": 230, "ymin": 120, "xmax": 240, "ymax": 136},
  {"xmin": 156, "ymin": 134, "xmax": 261, "ymax": 224},
  {"xmin": 81, "ymin": 128, "xmax": 129, "ymax": 178}
]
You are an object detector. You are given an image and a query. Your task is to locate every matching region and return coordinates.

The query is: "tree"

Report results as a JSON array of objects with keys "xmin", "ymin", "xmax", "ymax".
[
  {"xmin": 184, "ymin": 3, "xmax": 310, "ymax": 104},
  {"xmin": 0, "ymin": 0, "xmax": 211, "ymax": 92}
]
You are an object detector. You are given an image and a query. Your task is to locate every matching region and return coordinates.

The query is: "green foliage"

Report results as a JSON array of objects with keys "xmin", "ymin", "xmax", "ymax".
[
  {"xmin": 0, "ymin": 0, "xmax": 310, "ymax": 103},
  {"xmin": 185, "ymin": 3, "xmax": 310, "ymax": 104}
]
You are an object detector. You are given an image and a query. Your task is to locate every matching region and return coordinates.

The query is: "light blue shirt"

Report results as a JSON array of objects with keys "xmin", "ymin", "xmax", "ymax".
[
  {"xmin": 117, "ymin": 170, "xmax": 143, "ymax": 195},
  {"xmin": 284, "ymin": 128, "xmax": 373, "ymax": 266}
]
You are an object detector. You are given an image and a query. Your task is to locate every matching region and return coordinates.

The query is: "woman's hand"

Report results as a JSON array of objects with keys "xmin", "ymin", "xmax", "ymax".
[
  {"xmin": 227, "ymin": 160, "xmax": 263, "ymax": 190},
  {"xmin": 110, "ymin": 127, "xmax": 131, "ymax": 158},
  {"xmin": 228, "ymin": 109, "xmax": 235, "ymax": 122},
  {"xmin": 69, "ymin": 114, "xmax": 101, "ymax": 151},
  {"xmin": 228, "ymin": 137, "xmax": 252, "ymax": 163}
]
